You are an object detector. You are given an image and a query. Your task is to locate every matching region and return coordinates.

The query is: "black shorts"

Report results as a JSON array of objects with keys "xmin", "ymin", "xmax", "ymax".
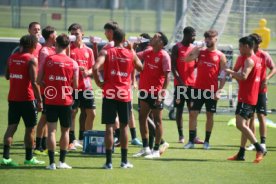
[
  {"xmin": 138, "ymin": 91, "xmax": 164, "ymax": 109},
  {"xmin": 102, "ymin": 98, "xmax": 131, "ymax": 125},
  {"xmin": 72, "ymin": 90, "xmax": 96, "ymax": 110},
  {"xmin": 45, "ymin": 105, "xmax": 72, "ymax": 128},
  {"xmin": 190, "ymin": 89, "xmax": 217, "ymax": 113},
  {"xmin": 173, "ymin": 86, "xmax": 193, "ymax": 109},
  {"xmin": 235, "ymin": 102, "xmax": 255, "ymax": 120},
  {"xmin": 254, "ymin": 93, "xmax": 267, "ymax": 115},
  {"xmin": 8, "ymin": 101, "xmax": 37, "ymax": 128}
]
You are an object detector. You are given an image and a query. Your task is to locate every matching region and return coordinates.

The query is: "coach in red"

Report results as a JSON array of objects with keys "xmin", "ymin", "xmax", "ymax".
[
  {"xmin": 38, "ymin": 34, "xmax": 79, "ymax": 170},
  {"xmin": 1, "ymin": 35, "xmax": 44, "ymax": 166}
]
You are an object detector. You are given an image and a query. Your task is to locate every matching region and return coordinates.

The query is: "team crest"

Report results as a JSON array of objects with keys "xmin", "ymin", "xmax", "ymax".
[
  {"xmin": 47, "ymin": 60, "xmax": 54, "ymax": 67},
  {"xmin": 213, "ymin": 55, "xmax": 219, "ymax": 61},
  {"xmin": 154, "ymin": 57, "xmax": 160, "ymax": 63},
  {"xmin": 84, "ymin": 52, "xmax": 89, "ymax": 58}
]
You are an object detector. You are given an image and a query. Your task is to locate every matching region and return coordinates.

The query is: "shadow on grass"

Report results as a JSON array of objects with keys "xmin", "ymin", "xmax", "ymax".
[{"xmin": 0, "ymin": 165, "xmax": 46, "ymax": 170}]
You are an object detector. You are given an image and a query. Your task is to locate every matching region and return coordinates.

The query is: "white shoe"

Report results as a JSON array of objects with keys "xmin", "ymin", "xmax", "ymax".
[
  {"xmin": 260, "ymin": 144, "xmax": 267, "ymax": 152},
  {"xmin": 145, "ymin": 150, "xmax": 160, "ymax": 159},
  {"xmin": 120, "ymin": 162, "xmax": 134, "ymax": 169},
  {"xmin": 133, "ymin": 147, "xmax": 151, "ymax": 157},
  {"xmin": 159, "ymin": 142, "xmax": 169, "ymax": 155},
  {"xmin": 57, "ymin": 161, "xmax": 72, "ymax": 169},
  {"xmin": 103, "ymin": 163, "xmax": 113, "ymax": 169},
  {"xmin": 184, "ymin": 142, "xmax": 194, "ymax": 149},
  {"xmin": 245, "ymin": 144, "xmax": 255, "ymax": 151},
  {"xmin": 46, "ymin": 163, "xmax": 56, "ymax": 170},
  {"xmin": 73, "ymin": 140, "xmax": 83, "ymax": 148}
]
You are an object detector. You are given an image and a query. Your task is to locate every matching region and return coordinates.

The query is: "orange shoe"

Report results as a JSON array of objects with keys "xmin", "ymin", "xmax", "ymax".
[
  {"xmin": 227, "ymin": 154, "xmax": 245, "ymax": 161},
  {"xmin": 68, "ymin": 143, "xmax": 77, "ymax": 151},
  {"xmin": 253, "ymin": 151, "xmax": 264, "ymax": 163}
]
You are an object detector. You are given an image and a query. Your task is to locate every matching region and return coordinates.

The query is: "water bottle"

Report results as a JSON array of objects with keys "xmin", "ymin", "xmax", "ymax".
[
  {"xmin": 90, "ymin": 36, "xmax": 102, "ymax": 43},
  {"xmin": 69, "ymin": 35, "xmax": 76, "ymax": 42},
  {"xmin": 193, "ymin": 41, "xmax": 205, "ymax": 47},
  {"xmin": 38, "ymin": 35, "xmax": 45, "ymax": 44}
]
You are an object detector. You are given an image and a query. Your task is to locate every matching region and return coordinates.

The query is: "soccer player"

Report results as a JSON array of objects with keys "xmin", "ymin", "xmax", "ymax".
[
  {"xmin": 171, "ymin": 26, "xmax": 203, "ymax": 144},
  {"xmin": 68, "ymin": 23, "xmax": 96, "ymax": 150},
  {"xmin": 226, "ymin": 36, "xmax": 266, "ymax": 163},
  {"xmin": 38, "ymin": 34, "xmax": 79, "ymax": 169},
  {"xmin": 184, "ymin": 29, "xmax": 227, "ymax": 150},
  {"xmin": 34, "ymin": 26, "xmax": 57, "ymax": 155},
  {"xmin": 99, "ymin": 21, "xmax": 142, "ymax": 147},
  {"xmin": 1, "ymin": 35, "xmax": 44, "ymax": 166},
  {"xmin": 28, "ymin": 22, "xmax": 43, "ymax": 58},
  {"xmin": 93, "ymin": 28, "xmax": 143, "ymax": 169},
  {"xmin": 242, "ymin": 34, "xmax": 275, "ymax": 152},
  {"xmin": 133, "ymin": 32, "xmax": 171, "ymax": 159}
]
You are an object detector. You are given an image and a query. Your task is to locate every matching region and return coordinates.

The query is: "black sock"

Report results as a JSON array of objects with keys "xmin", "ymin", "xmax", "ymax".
[
  {"xmin": 237, "ymin": 147, "xmax": 245, "ymax": 158},
  {"xmin": 254, "ymin": 142, "xmax": 264, "ymax": 152},
  {"xmin": 121, "ymin": 148, "xmax": 127, "ymax": 163},
  {"xmin": 142, "ymin": 138, "xmax": 149, "ymax": 148},
  {"xmin": 130, "ymin": 128, "xmax": 136, "ymax": 140},
  {"xmin": 160, "ymin": 138, "xmax": 165, "ymax": 145},
  {"xmin": 59, "ymin": 149, "xmax": 67, "ymax": 163},
  {"xmin": 35, "ymin": 137, "xmax": 42, "ymax": 150},
  {"xmin": 69, "ymin": 131, "xmax": 76, "ymax": 144},
  {"xmin": 153, "ymin": 144, "xmax": 160, "ymax": 151},
  {"xmin": 189, "ymin": 130, "xmax": 196, "ymax": 143},
  {"xmin": 114, "ymin": 129, "xmax": 120, "ymax": 140},
  {"xmin": 204, "ymin": 131, "xmax": 212, "ymax": 143},
  {"xmin": 48, "ymin": 150, "xmax": 55, "ymax": 164},
  {"xmin": 149, "ymin": 136, "xmax": 154, "ymax": 149},
  {"xmin": 106, "ymin": 149, "xmax": 112, "ymax": 164},
  {"xmin": 42, "ymin": 137, "xmax": 47, "ymax": 150},
  {"xmin": 79, "ymin": 130, "xmax": 84, "ymax": 141},
  {"xmin": 3, "ymin": 145, "xmax": 10, "ymax": 159},
  {"xmin": 25, "ymin": 147, "xmax": 33, "ymax": 160},
  {"xmin": 178, "ymin": 128, "xmax": 183, "ymax": 137},
  {"xmin": 260, "ymin": 136, "xmax": 266, "ymax": 144}
]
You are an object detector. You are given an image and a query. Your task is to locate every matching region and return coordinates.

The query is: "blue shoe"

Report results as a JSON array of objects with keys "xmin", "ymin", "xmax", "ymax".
[
  {"xmin": 203, "ymin": 142, "xmax": 211, "ymax": 150},
  {"xmin": 131, "ymin": 138, "xmax": 142, "ymax": 146},
  {"xmin": 103, "ymin": 163, "xmax": 113, "ymax": 169}
]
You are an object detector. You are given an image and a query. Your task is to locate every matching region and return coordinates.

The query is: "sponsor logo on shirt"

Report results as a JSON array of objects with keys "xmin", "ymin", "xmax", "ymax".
[
  {"xmin": 10, "ymin": 73, "xmax": 23, "ymax": 79},
  {"xmin": 110, "ymin": 69, "xmax": 128, "ymax": 77},
  {"xmin": 49, "ymin": 75, "xmax": 67, "ymax": 81}
]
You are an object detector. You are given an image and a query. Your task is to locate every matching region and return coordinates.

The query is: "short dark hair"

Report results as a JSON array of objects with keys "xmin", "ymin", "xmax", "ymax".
[
  {"xmin": 140, "ymin": 33, "xmax": 151, "ymax": 40},
  {"xmin": 204, "ymin": 29, "xmax": 218, "ymax": 38},
  {"xmin": 104, "ymin": 21, "xmax": 119, "ymax": 31},
  {"xmin": 56, "ymin": 34, "xmax": 70, "ymax": 49},
  {"xmin": 68, "ymin": 23, "xmax": 83, "ymax": 32},
  {"xmin": 249, "ymin": 33, "xmax": 262, "ymax": 45},
  {"xmin": 239, "ymin": 36, "xmax": 254, "ymax": 49},
  {"xmin": 20, "ymin": 34, "xmax": 37, "ymax": 50},
  {"xmin": 28, "ymin": 22, "xmax": 40, "ymax": 29},
  {"xmin": 42, "ymin": 26, "xmax": 55, "ymax": 40},
  {"xmin": 113, "ymin": 28, "xmax": 125, "ymax": 43},
  {"xmin": 157, "ymin": 31, "xmax": 168, "ymax": 46},
  {"xmin": 183, "ymin": 26, "xmax": 195, "ymax": 35}
]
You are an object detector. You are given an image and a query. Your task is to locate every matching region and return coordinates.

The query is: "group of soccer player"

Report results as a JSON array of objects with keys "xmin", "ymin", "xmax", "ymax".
[{"xmin": 1, "ymin": 19, "xmax": 275, "ymax": 169}]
